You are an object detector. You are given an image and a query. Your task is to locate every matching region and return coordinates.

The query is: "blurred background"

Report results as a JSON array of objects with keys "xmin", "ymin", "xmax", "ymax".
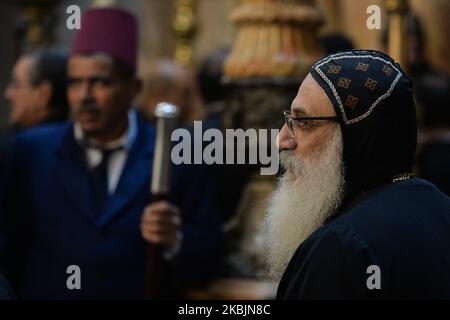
[{"xmin": 0, "ymin": 0, "xmax": 448, "ymax": 125}]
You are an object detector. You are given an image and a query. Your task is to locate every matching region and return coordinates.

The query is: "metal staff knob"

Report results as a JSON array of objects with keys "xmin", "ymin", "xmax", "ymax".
[{"xmin": 151, "ymin": 102, "xmax": 180, "ymax": 196}]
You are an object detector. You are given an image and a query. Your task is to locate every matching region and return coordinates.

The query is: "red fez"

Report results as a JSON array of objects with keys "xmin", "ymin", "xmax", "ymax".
[{"xmin": 71, "ymin": 7, "xmax": 137, "ymax": 71}]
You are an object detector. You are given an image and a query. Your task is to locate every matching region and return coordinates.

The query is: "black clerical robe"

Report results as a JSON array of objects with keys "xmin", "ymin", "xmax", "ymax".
[{"xmin": 277, "ymin": 178, "xmax": 450, "ymax": 299}]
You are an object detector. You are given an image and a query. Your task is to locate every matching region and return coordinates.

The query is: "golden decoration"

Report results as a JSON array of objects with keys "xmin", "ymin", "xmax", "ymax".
[
  {"xmin": 173, "ymin": 0, "xmax": 196, "ymax": 67},
  {"xmin": 224, "ymin": 0, "xmax": 324, "ymax": 78}
]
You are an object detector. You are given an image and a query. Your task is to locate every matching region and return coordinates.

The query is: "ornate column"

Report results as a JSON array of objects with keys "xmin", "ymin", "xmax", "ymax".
[
  {"xmin": 386, "ymin": 0, "xmax": 409, "ymax": 68},
  {"xmin": 225, "ymin": 0, "xmax": 323, "ymax": 79},
  {"xmin": 222, "ymin": 0, "xmax": 324, "ymax": 279},
  {"xmin": 173, "ymin": 0, "xmax": 196, "ymax": 67}
]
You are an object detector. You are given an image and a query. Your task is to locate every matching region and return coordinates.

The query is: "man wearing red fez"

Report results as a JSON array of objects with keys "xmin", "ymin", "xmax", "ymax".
[{"xmin": 0, "ymin": 8, "xmax": 222, "ymax": 299}]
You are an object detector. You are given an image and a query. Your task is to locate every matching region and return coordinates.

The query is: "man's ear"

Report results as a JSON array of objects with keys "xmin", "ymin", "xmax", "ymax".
[
  {"xmin": 35, "ymin": 80, "xmax": 52, "ymax": 109},
  {"xmin": 132, "ymin": 78, "xmax": 142, "ymax": 97},
  {"xmin": 130, "ymin": 78, "xmax": 143, "ymax": 107}
]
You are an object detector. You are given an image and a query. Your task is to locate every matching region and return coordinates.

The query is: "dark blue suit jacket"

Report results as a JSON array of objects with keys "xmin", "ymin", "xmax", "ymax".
[{"xmin": 0, "ymin": 119, "xmax": 223, "ymax": 299}]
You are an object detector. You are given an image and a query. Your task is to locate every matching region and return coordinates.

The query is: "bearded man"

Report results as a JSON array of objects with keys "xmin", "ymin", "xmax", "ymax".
[
  {"xmin": 0, "ymin": 7, "xmax": 222, "ymax": 299},
  {"xmin": 265, "ymin": 50, "xmax": 450, "ymax": 299}
]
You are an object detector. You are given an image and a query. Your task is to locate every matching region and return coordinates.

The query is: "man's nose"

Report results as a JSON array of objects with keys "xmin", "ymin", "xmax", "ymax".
[
  {"xmin": 277, "ymin": 124, "xmax": 297, "ymax": 150},
  {"xmin": 80, "ymin": 83, "xmax": 94, "ymax": 103}
]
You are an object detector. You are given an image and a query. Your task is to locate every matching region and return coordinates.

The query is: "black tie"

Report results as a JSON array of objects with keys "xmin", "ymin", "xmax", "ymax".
[{"xmin": 91, "ymin": 148, "xmax": 116, "ymax": 214}]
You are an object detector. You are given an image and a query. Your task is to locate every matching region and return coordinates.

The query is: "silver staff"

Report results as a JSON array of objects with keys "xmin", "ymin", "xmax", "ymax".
[{"xmin": 151, "ymin": 102, "xmax": 180, "ymax": 196}]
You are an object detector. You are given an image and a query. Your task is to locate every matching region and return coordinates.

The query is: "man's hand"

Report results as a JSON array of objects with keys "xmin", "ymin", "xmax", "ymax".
[{"xmin": 140, "ymin": 201, "xmax": 182, "ymax": 246}]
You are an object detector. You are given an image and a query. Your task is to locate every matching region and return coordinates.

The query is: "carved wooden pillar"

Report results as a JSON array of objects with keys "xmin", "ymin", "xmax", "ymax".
[
  {"xmin": 386, "ymin": 0, "xmax": 409, "ymax": 68},
  {"xmin": 222, "ymin": 0, "xmax": 325, "ymax": 278},
  {"xmin": 173, "ymin": 0, "xmax": 196, "ymax": 67}
]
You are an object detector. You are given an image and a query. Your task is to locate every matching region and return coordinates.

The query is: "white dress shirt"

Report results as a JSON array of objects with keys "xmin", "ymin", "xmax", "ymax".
[
  {"xmin": 74, "ymin": 110, "xmax": 181, "ymax": 258},
  {"xmin": 74, "ymin": 110, "xmax": 138, "ymax": 194}
]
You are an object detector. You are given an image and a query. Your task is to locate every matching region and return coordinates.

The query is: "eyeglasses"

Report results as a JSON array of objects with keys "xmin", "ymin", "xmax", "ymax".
[{"xmin": 283, "ymin": 110, "xmax": 339, "ymax": 137}]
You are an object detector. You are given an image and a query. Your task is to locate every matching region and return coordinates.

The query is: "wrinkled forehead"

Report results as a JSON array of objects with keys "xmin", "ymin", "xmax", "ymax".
[{"xmin": 68, "ymin": 53, "xmax": 114, "ymax": 76}]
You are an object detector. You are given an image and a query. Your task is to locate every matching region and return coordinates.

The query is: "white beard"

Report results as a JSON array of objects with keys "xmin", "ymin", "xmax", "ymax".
[{"xmin": 264, "ymin": 127, "xmax": 345, "ymax": 281}]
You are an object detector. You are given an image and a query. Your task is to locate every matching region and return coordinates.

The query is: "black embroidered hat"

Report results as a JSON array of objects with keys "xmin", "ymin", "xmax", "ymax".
[{"xmin": 310, "ymin": 50, "xmax": 417, "ymax": 204}]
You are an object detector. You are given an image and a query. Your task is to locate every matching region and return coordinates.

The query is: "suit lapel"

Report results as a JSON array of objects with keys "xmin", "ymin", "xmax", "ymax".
[
  {"xmin": 98, "ymin": 121, "xmax": 155, "ymax": 227},
  {"xmin": 55, "ymin": 125, "xmax": 97, "ymax": 225}
]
